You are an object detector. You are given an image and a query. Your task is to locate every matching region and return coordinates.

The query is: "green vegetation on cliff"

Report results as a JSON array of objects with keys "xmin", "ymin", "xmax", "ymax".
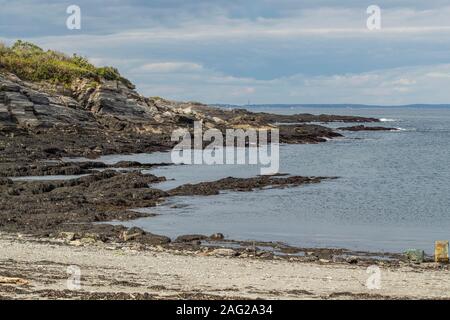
[{"xmin": 0, "ymin": 40, "xmax": 133, "ymax": 88}]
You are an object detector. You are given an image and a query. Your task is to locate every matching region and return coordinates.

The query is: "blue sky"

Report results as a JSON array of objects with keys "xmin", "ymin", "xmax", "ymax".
[{"xmin": 1, "ymin": 0, "xmax": 450, "ymax": 105}]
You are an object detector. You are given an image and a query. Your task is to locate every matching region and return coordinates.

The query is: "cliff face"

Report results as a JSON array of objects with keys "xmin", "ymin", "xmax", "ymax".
[
  {"xmin": 0, "ymin": 70, "xmax": 232, "ymax": 161},
  {"xmin": 0, "ymin": 71, "xmax": 196, "ymax": 132}
]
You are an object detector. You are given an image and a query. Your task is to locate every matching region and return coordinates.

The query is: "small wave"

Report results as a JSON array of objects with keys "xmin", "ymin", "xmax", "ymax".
[
  {"xmin": 379, "ymin": 118, "xmax": 397, "ymax": 122},
  {"xmin": 395, "ymin": 127, "xmax": 416, "ymax": 132}
]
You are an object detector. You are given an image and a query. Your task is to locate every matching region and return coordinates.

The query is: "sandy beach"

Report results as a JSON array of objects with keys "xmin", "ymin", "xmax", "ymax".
[{"xmin": 1, "ymin": 233, "xmax": 449, "ymax": 300}]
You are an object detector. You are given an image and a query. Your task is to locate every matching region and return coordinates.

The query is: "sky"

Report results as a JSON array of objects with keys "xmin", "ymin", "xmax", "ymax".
[{"xmin": 1, "ymin": 0, "xmax": 450, "ymax": 105}]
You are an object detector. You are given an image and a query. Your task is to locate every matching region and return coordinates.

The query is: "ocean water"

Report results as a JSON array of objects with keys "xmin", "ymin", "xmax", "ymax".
[{"xmin": 111, "ymin": 107, "xmax": 450, "ymax": 254}]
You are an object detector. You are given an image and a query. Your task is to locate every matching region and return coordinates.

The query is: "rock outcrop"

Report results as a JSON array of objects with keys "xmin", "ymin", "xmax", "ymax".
[
  {"xmin": 337, "ymin": 125, "xmax": 398, "ymax": 132},
  {"xmin": 0, "ymin": 67, "xmax": 381, "ymax": 163}
]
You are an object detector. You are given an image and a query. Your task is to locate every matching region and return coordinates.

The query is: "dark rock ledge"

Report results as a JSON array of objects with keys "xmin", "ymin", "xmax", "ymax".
[{"xmin": 337, "ymin": 125, "xmax": 399, "ymax": 132}]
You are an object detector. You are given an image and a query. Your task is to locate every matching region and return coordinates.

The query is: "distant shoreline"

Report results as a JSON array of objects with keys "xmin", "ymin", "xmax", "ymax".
[{"xmin": 214, "ymin": 103, "xmax": 450, "ymax": 109}]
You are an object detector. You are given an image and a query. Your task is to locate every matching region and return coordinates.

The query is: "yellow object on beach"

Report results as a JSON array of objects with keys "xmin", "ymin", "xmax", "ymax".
[{"xmin": 435, "ymin": 241, "xmax": 449, "ymax": 263}]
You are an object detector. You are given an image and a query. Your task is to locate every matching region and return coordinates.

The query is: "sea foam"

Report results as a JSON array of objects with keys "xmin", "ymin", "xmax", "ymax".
[{"xmin": 379, "ymin": 118, "xmax": 397, "ymax": 122}]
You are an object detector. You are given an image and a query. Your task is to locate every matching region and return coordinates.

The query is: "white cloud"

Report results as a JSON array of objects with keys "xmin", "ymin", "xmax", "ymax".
[
  {"xmin": 425, "ymin": 72, "xmax": 450, "ymax": 79},
  {"xmin": 134, "ymin": 62, "xmax": 204, "ymax": 74},
  {"xmin": 231, "ymin": 87, "xmax": 256, "ymax": 97},
  {"xmin": 5, "ymin": 5, "xmax": 450, "ymax": 51},
  {"xmin": 390, "ymin": 78, "xmax": 417, "ymax": 86},
  {"xmin": 132, "ymin": 63, "xmax": 450, "ymax": 105}
]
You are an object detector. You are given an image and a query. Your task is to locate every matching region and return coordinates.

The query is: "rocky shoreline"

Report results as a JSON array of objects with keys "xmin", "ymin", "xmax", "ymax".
[
  {"xmin": 2, "ymin": 47, "xmax": 434, "ymax": 300},
  {"xmin": 337, "ymin": 125, "xmax": 399, "ymax": 132},
  {"xmin": 0, "ymin": 68, "xmax": 382, "ymax": 247},
  {"xmin": 0, "ymin": 156, "xmax": 416, "ymax": 269}
]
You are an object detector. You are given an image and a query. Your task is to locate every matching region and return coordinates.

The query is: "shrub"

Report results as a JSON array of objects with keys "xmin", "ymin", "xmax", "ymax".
[{"xmin": 0, "ymin": 40, "xmax": 133, "ymax": 88}]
